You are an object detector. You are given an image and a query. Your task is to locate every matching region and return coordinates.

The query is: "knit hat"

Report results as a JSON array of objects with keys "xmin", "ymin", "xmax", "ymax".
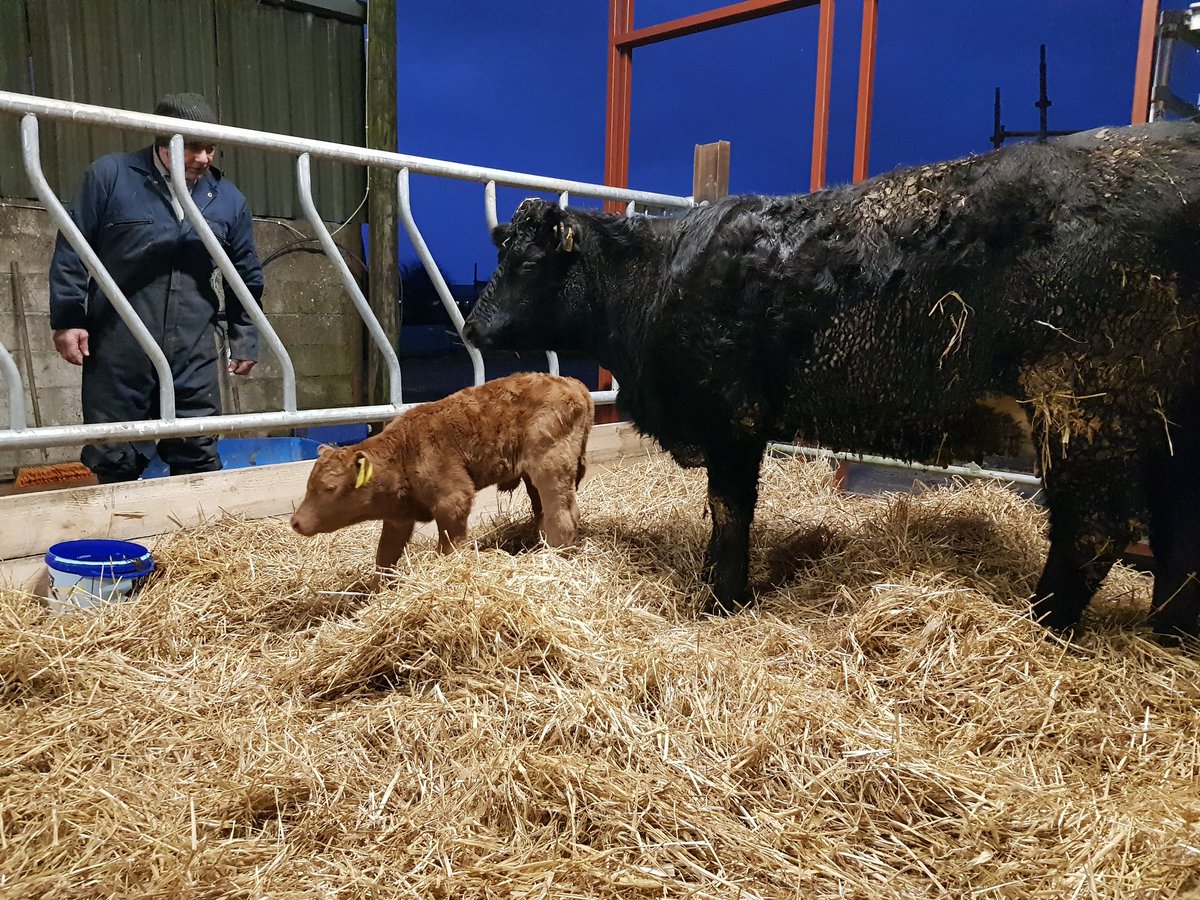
[
  {"xmin": 153, "ymin": 93, "xmax": 218, "ymax": 146},
  {"xmin": 154, "ymin": 92, "xmax": 218, "ymax": 125}
]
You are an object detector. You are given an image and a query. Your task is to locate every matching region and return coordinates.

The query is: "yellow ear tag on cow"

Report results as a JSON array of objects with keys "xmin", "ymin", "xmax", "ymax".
[
  {"xmin": 354, "ymin": 457, "xmax": 374, "ymax": 489},
  {"xmin": 562, "ymin": 225, "xmax": 574, "ymax": 252}
]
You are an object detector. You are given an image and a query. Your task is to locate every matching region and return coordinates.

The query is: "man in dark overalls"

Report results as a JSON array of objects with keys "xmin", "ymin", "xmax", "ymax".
[{"xmin": 48, "ymin": 93, "xmax": 263, "ymax": 483}]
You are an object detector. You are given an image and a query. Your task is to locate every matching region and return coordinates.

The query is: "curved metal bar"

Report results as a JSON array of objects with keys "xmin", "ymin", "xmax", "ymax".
[
  {"xmin": 769, "ymin": 442, "xmax": 1043, "ymax": 487},
  {"xmin": 558, "ymin": 191, "xmax": 569, "ymax": 209},
  {"xmin": 0, "ymin": 339, "xmax": 27, "ymax": 431},
  {"xmin": 626, "ymin": 200, "xmax": 636, "ymax": 216},
  {"xmin": 21, "ymin": 115, "xmax": 177, "ymax": 421},
  {"xmin": 169, "ymin": 135, "xmax": 297, "ymax": 413},
  {"xmin": 1, "ymin": 91, "xmax": 695, "ymax": 210},
  {"xmin": 484, "ymin": 181, "xmax": 499, "ymax": 231},
  {"xmin": 296, "ymin": 153, "xmax": 402, "ymax": 406},
  {"xmin": 398, "ymin": 168, "xmax": 486, "ymax": 386},
  {"xmin": 0, "ymin": 404, "xmax": 405, "ymax": 451}
]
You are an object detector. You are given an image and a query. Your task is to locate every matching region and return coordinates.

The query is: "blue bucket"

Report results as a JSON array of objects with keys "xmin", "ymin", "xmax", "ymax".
[{"xmin": 44, "ymin": 539, "xmax": 156, "ymax": 610}]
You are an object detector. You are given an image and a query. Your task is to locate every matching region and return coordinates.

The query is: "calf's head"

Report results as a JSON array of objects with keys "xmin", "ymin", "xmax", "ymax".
[
  {"xmin": 291, "ymin": 446, "xmax": 381, "ymax": 536},
  {"xmin": 464, "ymin": 198, "xmax": 588, "ymax": 352}
]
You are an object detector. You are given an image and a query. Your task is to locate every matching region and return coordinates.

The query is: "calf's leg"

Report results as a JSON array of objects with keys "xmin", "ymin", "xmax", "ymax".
[
  {"xmin": 529, "ymin": 465, "xmax": 579, "ymax": 547},
  {"xmin": 522, "ymin": 474, "xmax": 544, "ymax": 531},
  {"xmin": 434, "ymin": 492, "xmax": 473, "ymax": 554},
  {"xmin": 376, "ymin": 518, "xmax": 415, "ymax": 569},
  {"xmin": 701, "ymin": 443, "xmax": 764, "ymax": 616}
]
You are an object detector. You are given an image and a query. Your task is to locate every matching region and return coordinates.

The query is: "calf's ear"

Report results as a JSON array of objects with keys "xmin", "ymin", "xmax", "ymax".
[
  {"xmin": 491, "ymin": 224, "xmax": 511, "ymax": 249},
  {"xmin": 354, "ymin": 451, "xmax": 375, "ymax": 489}
]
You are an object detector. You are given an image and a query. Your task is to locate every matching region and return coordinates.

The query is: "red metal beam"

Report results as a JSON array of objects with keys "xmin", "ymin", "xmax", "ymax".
[
  {"xmin": 600, "ymin": 0, "xmax": 636, "ymax": 411},
  {"xmin": 810, "ymin": 0, "xmax": 835, "ymax": 190},
  {"xmin": 613, "ymin": 0, "xmax": 818, "ymax": 50},
  {"xmin": 852, "ymin": 0, "xmax": 878, "ymax": 183},
  {"xmin": 1131, "ymin": 0, "xmax": 1159, "ymax": 124},
  {"xmin": 605, "ymin": 0, "xmax": 635, "ymax": 201}
]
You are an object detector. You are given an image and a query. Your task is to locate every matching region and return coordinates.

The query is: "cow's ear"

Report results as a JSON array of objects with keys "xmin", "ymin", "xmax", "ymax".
[
  {"xmin": 491, "ymin": 223, "xmax": 511, "ymax": 249},
  {"xmin": 555, "ymin": 221, "xmax": 577, "ymax": 253},
  {"xmin": 317, "ymin": 443, "xmax": 336, "ymax": 457}
]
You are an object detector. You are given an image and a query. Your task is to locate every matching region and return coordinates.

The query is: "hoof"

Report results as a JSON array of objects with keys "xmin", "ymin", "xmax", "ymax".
[
  {"xmin": 701, "ymin": 590, "xmax": 745, "ymax": 618},
  {"xmin": 1031, "ymin": 602, "xmax": 1082, "ymax": 634},
  {"xmin": 1147, "ymin": 617, "xmax": 1197, "ymax": 647}
]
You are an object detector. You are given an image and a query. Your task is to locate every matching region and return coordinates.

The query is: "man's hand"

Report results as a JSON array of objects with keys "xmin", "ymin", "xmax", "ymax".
[
  {"xmin": 228, "ymin": 358, "xmax": 256, "ymax": 377},
  {"xmin": 53, "ymin": 328, "xmax": 90, "ymax": 366}
]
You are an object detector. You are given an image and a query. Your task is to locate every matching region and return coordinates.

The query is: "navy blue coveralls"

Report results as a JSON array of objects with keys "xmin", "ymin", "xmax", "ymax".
[{"xmin": 49, "ymin": 146, "xmax": 263, "ymax": 481}]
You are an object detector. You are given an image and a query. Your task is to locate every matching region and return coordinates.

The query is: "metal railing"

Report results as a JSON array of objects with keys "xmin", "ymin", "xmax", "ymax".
[{"xmin": 0, "ymin": 91, "xmax": 694, "ymax": 452}]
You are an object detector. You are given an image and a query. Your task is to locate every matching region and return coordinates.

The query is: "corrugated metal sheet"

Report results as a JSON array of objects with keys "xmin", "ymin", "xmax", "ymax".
[
  {"xmin": 0, "ymin": 0, "xmax": 364, "ymax": 221},
  {"xmin": 216, "ymin": 2, "xmax": 365, "ymax": 219},
  {"xmin": 0, "ymin": 2, "xmax": 33, "ymax": 197}
]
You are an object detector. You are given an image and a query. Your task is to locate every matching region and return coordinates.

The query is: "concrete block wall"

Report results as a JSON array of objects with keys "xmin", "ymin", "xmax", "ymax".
[{"xmin": 0, "ymin": 202, "xmax": 364, "ymax": 479}]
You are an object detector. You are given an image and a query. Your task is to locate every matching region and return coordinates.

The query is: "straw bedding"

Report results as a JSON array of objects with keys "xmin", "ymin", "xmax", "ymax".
[{"xmin": 2, "ymin": 455, "xmax": 1199, "ymax": 899}]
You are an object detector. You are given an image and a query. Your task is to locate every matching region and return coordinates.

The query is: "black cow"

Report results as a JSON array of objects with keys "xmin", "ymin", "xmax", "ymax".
[{"xmin": 463, "ymin": 122, "xmax": 1200, "ymax": 638}]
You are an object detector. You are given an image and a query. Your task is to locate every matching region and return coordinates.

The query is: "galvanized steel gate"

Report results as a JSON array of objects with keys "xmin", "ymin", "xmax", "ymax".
[{"xmin": 0, "ymin": 91, "xmax": 695, "ymax": 454}]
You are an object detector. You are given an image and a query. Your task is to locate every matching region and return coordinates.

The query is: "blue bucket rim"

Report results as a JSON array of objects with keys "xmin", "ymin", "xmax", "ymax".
[{"xmin": 45, "ymin": 539, "xmax": 155, "ymax": 578}]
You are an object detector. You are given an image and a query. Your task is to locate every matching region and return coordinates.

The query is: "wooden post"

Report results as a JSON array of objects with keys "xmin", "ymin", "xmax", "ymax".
[
  {"xmin": 366, "ymin": 0, "xmax": 399, "ymax": 409},
  {"xmin": 692, "ymin": 140, "xmax": 730, "ymax": 203}
]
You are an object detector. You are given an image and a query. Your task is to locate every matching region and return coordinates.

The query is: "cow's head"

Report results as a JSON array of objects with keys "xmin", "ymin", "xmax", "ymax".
[
  {"xmin": 291, "ymin": 445, "xmax": 382, "ymax": 536},
  {"xmin": 464, "ymin": 198, "xmax": 589, "ymax": 352}
]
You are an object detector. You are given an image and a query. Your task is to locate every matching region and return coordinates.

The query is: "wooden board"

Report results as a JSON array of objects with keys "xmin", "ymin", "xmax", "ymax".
[{"xmin": 0, "ymin": 422, "xmax": 659, "ymax": 591}]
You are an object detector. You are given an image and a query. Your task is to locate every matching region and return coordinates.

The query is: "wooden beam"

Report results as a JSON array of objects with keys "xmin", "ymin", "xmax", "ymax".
[
  {"xmin": 366, "ymin": 0, "xmax": 399, "ymax": 408},
  {"xmin": 692, "ymin": 140, "xmax": 731, "ymax": 203}
]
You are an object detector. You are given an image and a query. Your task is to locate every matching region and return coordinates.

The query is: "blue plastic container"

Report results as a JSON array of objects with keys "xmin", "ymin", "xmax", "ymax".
[
  {"xmin": 44, "ymin": 539, "xmax": 156, "ymax": 610},
  {"xmin": 141, "ymin": 437, "xmax": 323, "ymax": 479}
]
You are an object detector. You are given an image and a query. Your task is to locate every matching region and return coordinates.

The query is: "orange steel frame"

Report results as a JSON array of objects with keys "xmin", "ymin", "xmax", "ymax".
[{"xmin": 606, "ymin": 0, "xmax": 1161, "ymax": 206}]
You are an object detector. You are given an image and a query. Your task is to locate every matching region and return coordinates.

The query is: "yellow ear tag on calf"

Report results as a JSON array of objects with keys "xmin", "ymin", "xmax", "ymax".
[{"xmin": 354, "ymin": 457, "xmax": 374, "ymax": 489}]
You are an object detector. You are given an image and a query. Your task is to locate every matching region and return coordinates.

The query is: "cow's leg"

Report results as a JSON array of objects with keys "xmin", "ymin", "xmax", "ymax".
[
  {"xmin": 1032, "ymin": 458, "xmax": 1135, "ymax": 631},
  {"xmin": 1145, "ymin": 413, "xmax": 1200, "ymax": 638},
  {"xmin": 434, "ymin": 492, "xmax": 473, "ymax": 554},
  {"xmin": 701, "ymin": 443, "xmax": 765, "ymax": 616},
  {"xmin": 376, "ymin": 518, "xmax": 415, "ymax": 569},
  {"xmin": 530, "ymin": 464, "xmax": 579, "ymax": 547},
  {"xmin": 522, "ymin": 474, "xmax": 544, "ymax": 531}
]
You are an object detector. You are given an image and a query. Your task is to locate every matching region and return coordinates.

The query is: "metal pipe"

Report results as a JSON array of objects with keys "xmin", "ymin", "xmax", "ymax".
[
  {"xmin": 769, "ymin": 442, "xmax": 1043, "ymax": 487},
  {"xmin": 1131, "ymin": 0, "xmax": 1160, "ymax": 124},
  {"xmin": 811, "ymin": 0, "xmax": 835, "ymax": 191},
  {"xmin": 296, "ymin": 153, "xmax": 403, "ymax": 406},
  {"xmin": 397, "ymin": 168, "xmax": 486, "ymax": 385},
  {"xmin": 0, "ymin": 389, "xmax": 621, "ymax": 451},
  {"xmin": 169, "ymin": 135, "xmax": 297, "ymax": 412},
  {"xmin": 0, "ymin": 91, "xmax": 693, "ymax": 210},
  {"xmin": 22, "ymin": 115, "xmax": 178, "ymax": 421},
  {"xmin": 852, "ymin": 0, "xmax": 878, "ymax": 183},
  {"xmin": 484, "ymin": 180, "xmax": 499, "ymax": 230},
  {"xmin": 0, "ymin": 339, "xmax": 27, "ymax": 431}
]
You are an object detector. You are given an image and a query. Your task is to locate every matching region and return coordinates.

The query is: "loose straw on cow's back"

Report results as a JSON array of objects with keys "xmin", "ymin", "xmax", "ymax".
[{"xmin": 2, "ymin": 455, "xmax": 1199, "ymax": 899}]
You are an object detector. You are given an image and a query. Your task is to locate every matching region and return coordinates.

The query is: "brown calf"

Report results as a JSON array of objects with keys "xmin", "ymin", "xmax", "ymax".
[{"xmin": 291, "ymin": 373, "xmax": 594, "ymax": 571}]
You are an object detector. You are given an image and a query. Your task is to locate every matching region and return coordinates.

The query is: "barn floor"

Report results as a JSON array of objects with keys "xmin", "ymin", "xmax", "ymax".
[{"xmin": 2, "ymin": 455, "xmax": 1199, "ymax": 898}]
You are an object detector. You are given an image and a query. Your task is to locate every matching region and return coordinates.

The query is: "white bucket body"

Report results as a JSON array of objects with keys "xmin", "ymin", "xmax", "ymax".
[
  {"xmin": 46, "ymin": 567, "xmax": 145, "ymax": 611},
  {"xmin": 42, "ymin": 539, "xmax": 155, "ymax": 613}
]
